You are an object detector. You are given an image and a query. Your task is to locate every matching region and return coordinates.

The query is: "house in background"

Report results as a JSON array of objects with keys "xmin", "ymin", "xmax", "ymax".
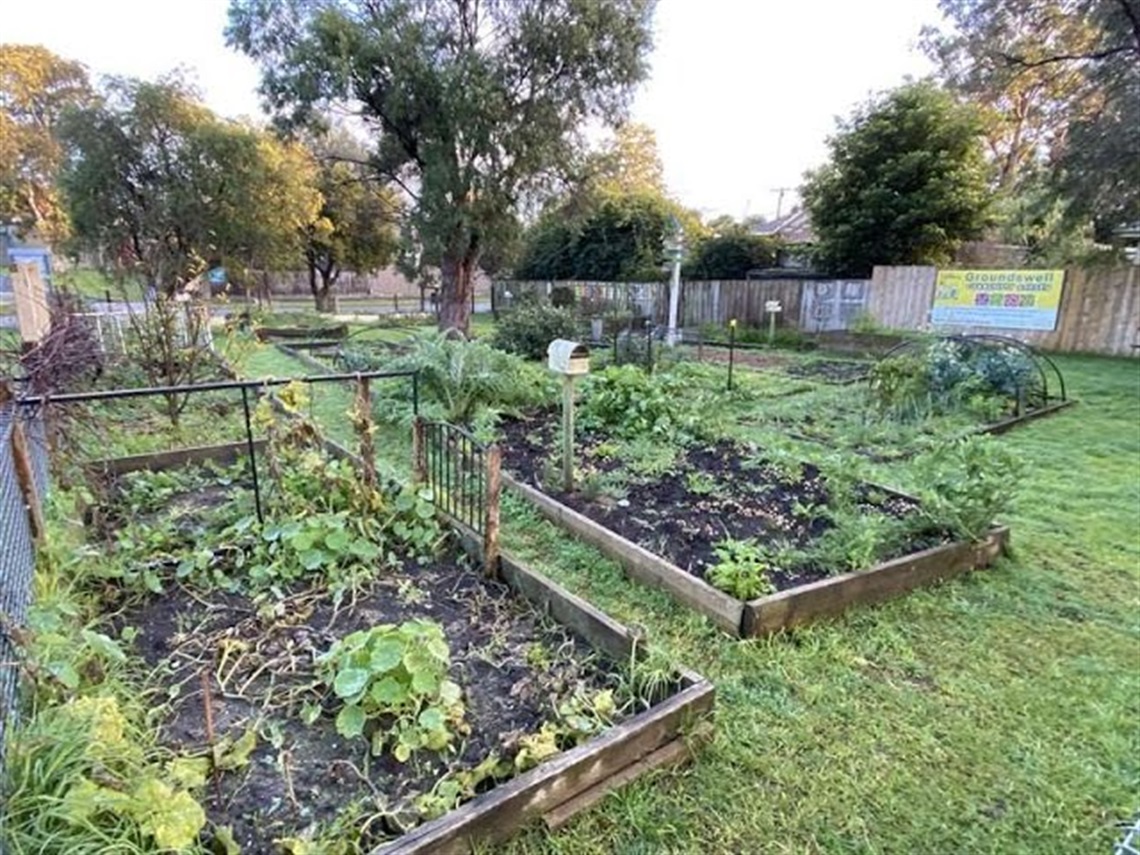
[{"xmin": 751, "ymin": 207, "xmax": 816, "ymax": 273}]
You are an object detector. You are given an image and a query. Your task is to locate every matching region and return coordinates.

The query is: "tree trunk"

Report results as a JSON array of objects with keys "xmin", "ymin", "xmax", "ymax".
[
  {"xmin": 309, "ymin": 260, "xmax": 336, "ymax": 313},
  {"xmin": 439, "ymin": 252, "xmax": 475, "ymax": 336}
]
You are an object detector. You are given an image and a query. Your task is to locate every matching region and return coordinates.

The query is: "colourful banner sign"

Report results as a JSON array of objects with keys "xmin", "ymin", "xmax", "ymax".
[{"xmin": 931, "ymin": 269, "xmax": 1064, "ymax": 330}]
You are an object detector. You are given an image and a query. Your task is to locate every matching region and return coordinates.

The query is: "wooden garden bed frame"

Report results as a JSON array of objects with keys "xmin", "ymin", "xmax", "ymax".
[
  {"xmin": 85, "ymin": 441, "xmax": 716, "ymax": 855},
  {"xmin": 505, "ymin": 473, "xmax": 1010, "ymax": 638}
]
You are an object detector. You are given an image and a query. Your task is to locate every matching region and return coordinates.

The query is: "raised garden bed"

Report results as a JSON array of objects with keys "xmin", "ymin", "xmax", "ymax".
[
  {"xmin": 255, "ymin": 324, "xmax": 349, "ymax": 342},
  {"xmin": 85, "ymin": 442, "xmax": 713, "ymax": 853},
  {"xmin": 499, "ymin": 418, "xmax": 1009, "ymax": 637},
  {"xmin": 783, "ymin": 358, "xmax": 869, "ymax": 384}
]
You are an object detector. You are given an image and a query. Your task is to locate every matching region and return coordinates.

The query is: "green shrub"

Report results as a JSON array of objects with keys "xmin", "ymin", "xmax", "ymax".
[
  {"xmin": 550, "ymin": 285, "xmax": 577, "ymax": 308},
  {"xmin": 914, "ymin": 434, "xmax": 1023, "ymax": 541},
  {"xmin": 868, "ymin": 354, "xmax": 933, "ymax": 420},
  {"xmin": 579, "ymin": 364, "xmax": 699, "ymax": 441},
  {"xmin": 492, "ymin": 304, "xmax": 581, "ymax": 360},
  {"xmin": 380, "ymin": 332, "xmax": 555, "ymax": 424}
]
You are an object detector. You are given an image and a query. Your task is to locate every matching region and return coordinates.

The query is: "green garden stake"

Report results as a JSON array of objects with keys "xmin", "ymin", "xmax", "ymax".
[{"xmin": 728, "ymin": 319, "xmax": 737, "ymax": 391}]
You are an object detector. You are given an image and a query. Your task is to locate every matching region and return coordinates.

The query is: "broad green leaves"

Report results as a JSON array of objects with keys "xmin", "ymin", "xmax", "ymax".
[{"xmin": 317, "ymin": 620, "xmax": 467, "ymax": 762}]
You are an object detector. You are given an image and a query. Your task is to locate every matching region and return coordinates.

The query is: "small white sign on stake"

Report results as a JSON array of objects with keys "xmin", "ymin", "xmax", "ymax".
[{"xmin": 765, "ymin": 300, "xmax": 783, "ymax": 344}]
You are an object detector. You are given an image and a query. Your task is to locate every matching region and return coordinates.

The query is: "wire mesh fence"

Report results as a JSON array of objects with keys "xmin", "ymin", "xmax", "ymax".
[{"xmin": 0, "ymin": 402, "xmax": 47, "ymax": 762}]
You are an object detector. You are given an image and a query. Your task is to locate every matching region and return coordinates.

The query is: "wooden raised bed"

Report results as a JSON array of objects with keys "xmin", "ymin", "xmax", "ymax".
[
  {"xmin": 255, "ymin": 323, "xmax": 348, "ymax": 342},
  {"xmin": 976, "ymin": 399, "xmax": 1074, "ymax": 435},
  {"xmin": 505, "ymin": 473, "xmax": 1010, "ymax": 639},
  {"xmin": 88, "ymin": 442, "xmax": 715, "ymax": 854}
]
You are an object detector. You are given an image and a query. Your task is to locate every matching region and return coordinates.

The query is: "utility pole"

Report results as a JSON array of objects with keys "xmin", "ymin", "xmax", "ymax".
[
  {"xmin": 665, "ymin": 218, "xmax": 684, "ymax": 347},
  {"xmin": 770, "ymin": 187, "xmax": 794, "ymax": 220}
]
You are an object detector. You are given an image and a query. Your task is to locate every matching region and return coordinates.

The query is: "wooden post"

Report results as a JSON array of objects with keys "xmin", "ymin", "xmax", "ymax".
[
  {"xmin": 561, "ymin": 376, "xmax": 575, "ymax": 492},
  {"xmin": 11, "ymin": 419, "xmax": 45, "ymax": 543},
  {"xmin": 412, "ymin": 416, "xmax": 427, "ymax": 484},
  {"xmin": 355, "ymin": 377, "xmax": 376, "ymax": 492},
  {"xmin": 11, "ymin": 263, "xmax": 50, "ymax": 345},
  {"xmin": 484, "ymin": 443, "xmax": 501, "ymax": 577}
]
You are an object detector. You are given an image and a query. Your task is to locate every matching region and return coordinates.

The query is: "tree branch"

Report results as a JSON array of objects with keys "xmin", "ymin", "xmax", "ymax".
[{"xmin": 999, "ymin": 44, "xmax": 1134, "ymax": 69}]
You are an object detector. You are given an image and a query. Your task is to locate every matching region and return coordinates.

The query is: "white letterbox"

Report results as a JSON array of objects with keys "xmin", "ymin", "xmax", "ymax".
[{"xmin": 547, "ymin": 339, "xmax": 591, "ymax": 376}]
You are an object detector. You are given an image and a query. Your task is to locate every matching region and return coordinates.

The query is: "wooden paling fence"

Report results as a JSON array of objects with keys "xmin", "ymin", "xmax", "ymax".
[
  {"xmin": 867, "ymin": 265, "xmax": 1140, "ymax": 356},
  {"xmin": 499, "ymin": 265, "xmax": 1139, "ymax": 356}
]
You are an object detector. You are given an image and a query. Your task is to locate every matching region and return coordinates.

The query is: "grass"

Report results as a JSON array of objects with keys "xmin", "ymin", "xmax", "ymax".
[
  {"xmin": 226, "ymin": 341, "xmax": 1139, "ymax": 853},
  {"xmin": 54, "ymin": 266, "xmax": 145, "ymax": 301},
  {"xmin": 21, "ymin": 335, "xmax": 1136, "ymax": 853},
  {"xmin": 491, "ymin": 353, "xmax": 1140, "ymax": 854}
]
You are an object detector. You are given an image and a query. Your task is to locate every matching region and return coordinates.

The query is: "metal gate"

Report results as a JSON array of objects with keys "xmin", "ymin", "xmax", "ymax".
[{"xmin": 413, "ymin": 418, "xmax": 501, "ymax": 572}]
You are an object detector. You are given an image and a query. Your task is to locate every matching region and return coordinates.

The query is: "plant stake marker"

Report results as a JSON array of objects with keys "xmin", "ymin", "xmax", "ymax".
[{"xmin": 766, "ymin": 300, "xmax": 783, "ymax": 344}]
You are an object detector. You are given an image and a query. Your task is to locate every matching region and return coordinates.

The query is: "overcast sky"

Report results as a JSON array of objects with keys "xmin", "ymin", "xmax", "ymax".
[{"xmin": 5, "ymin": 0, "xmax": 942, "ymax": 220}]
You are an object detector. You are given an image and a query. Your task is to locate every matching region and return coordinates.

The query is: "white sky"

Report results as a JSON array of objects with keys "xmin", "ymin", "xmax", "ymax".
[{"xmin": 5, "ymin": 0, "xmax": 941, "ymax": 220}]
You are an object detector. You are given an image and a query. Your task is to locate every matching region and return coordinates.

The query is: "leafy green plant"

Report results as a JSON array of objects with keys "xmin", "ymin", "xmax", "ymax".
[
  {"xmin": 580, "ymin": 364, "xmax": 701, "ymax": 442},
  {"xmin": 3, "ymin": 696, "xmax": 206, "ymax": 854},
  {"xmin": 914, "ymin": 434, "xmax": 1023, "ymax": 541},
  {"xmin": 316, "ymin": 620, "xmax": 467, "ymax": 762},
  {"xmin": 492, "ymin": 303, "xmax": 581, "ymax": 360},
  {"xmin": 413, "ymin": 754, "xmax": 507, "ymax": 820},
  {"xmin": 870, "ymin": 340, "xmax": 1043, "ymax": 422},
  {"xmin": 380, "ymin": 331, "xmax": 556, "ymax": 424},
  {"xmin": 514, "ymin": 688, "xmax": 619, "ymax": 772},
  {"xmin": 867, "ymin": 354, "xmax": 933, "ymax": 420},
  {"xmin": 707, "ymin": 538, "xmax": 776, "ymax": 600},
  {"xmin": 808, "ymin": 512, "xmax": 916, "ymax": 572}
]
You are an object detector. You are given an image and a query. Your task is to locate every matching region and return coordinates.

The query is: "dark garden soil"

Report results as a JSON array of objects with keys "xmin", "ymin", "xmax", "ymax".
[
  {"xmin": 783, "ymin": 359, "xmax": 870, "ymax": 384},
  {"xmin": 499, "ymin": 412, "xmax": 948, "ymax": 595},
  {"xmin": 684, "ymin": 345, "xmax": 793, "ymax": 370},
  {"xmin": 98, "ymin": 481, "xmax": 630, "ymax": 853},
  {"xmin": 120, "ymin": 555, "xmax": 619, "ymax": 853}
]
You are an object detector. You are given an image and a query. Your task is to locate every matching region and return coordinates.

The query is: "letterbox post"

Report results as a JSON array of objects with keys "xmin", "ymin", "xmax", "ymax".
[
  {"xmin": 562, "ymin": 374, "xmax": 575, "ymax": 491},
  {"xmin": 547, "ymin": 339, "xmax": 591, "ymax": 492}
]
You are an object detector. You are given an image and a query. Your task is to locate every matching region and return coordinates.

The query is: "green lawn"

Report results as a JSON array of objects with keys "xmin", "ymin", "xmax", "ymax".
[
  {"xmin": 496, "ymin": 354, "xmax": 1140, "ymax": 855},
  {"xmin": 225, "ymin": 340, "xmax": 1140, "ymax": 853},
  {"xmin": 54, "ymin": 266, "xmax": 145, "ymax": 301}
]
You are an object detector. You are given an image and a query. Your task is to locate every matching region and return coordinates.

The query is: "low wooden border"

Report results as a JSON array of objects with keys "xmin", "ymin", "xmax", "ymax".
[
  {"xmin": 505, "ymin": 472, "xmax": 1010, "ymax": 638},
  {"xmin": 88, "ymin": 443, "xmax": 715, "ymax": 854},
  {"xmin": 742, "ymin": 527, "xmax": 1008, "ymax": 635},
  {"xmin": 85, "ymin": 440, "xmax": 267, "ymax": 478},
  {"xmin": 976, "ymin": 399, "xmax": 1074, "ymax": 435},
  {"xmin": 255, "ymin": 324, "xmax": 348, "ymax": 341},
  {"xmin": 275, "ymin": 342, "xmax": 339, "ymax": 375}
]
